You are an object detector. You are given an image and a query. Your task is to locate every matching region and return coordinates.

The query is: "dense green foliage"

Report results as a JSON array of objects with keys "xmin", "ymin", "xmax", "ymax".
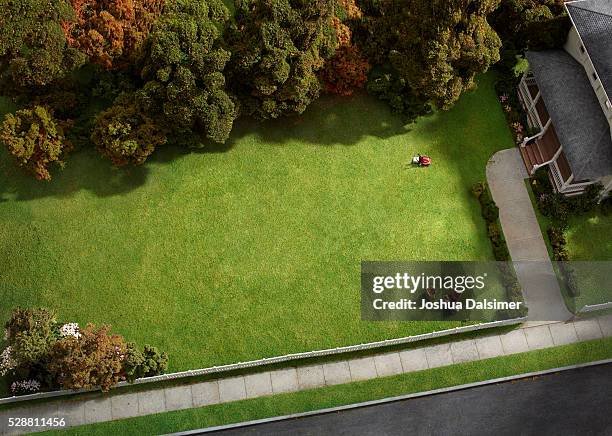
[
  {"xmin": 0, "ymin": 106, "xmax": 72, "ymax": 180},
  {"xmin": 92, "ymin": 96, "xmax": 167, "ymax": 166},
  {"xmin": 137, "ymin": 0, "xmax": 236, "ymax": 144},
  {"xmin": 357, "ymin": 0, "xmax": 502, "ymax": 110},
  {"xmin": 491, "ymin": 0, "xmax": 570, "ymax": 53},
  {"xmin": 226, "ymin": 0, "xmax": 336, "ymax": 119},
  {"xmin": 0, "ymin": 308, "xmax": 168, "ymax": 394},
  {"xmin": 0, "ymin": 0, "xmax": 85, "ymax": 89}
]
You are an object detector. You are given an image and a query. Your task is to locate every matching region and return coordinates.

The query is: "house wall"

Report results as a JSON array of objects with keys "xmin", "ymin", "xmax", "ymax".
[{"xmin": 564, "ymin": 24, "xmax": 612, "ymax": 126}]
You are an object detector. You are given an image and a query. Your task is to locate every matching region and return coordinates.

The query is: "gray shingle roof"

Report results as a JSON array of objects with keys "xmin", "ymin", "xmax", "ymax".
[
  {"xmin": 566, "ymin": 0, "xmax": 612, "ymax": 98},
  {"xmin": 526, "ymin": 50, "xmax": 612, "ymax": 181}
]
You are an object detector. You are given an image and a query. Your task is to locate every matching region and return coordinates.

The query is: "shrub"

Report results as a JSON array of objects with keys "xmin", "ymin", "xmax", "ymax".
[
  {"xmin": 472, "ymin": 182, "xmax": 510, "ymax": 262},
  {"xmin": 91, "ymin": 95, "xmax": 166, "ymax": 166},
  {"xmin": 547, "ymin": 225, "xmax": 569, "ymax": 261},
  {"xmin": 123, "ymin": 343, "xmax": 169, "ymax": 382},
  {"xmin": 559, "ymin": 262, "xmax": 580, "ymax": 297},
  {"xmin": 0, "ymin": 106, "xmax": 73, "ymax": 180},
  {"xmin": 1, "ymin": 307, "xmax": 168, "ymax": 394},
  {"xmin": 48, "ymin": 324, "xmax": 127, "ymax": 392}
]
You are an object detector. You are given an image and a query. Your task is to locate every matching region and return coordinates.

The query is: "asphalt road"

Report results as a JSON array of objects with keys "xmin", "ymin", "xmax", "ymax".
[{"xmin": 201, "ymin": 364, "xmax": 612, "ymax": 436}]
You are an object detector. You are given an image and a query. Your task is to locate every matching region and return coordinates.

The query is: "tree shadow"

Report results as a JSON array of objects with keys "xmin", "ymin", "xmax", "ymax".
[
  {"xmin": 226, "ymin": 92, "xmax": 412, "ymax": 148},
  {"xmin": 0, "ymin": 92, "xmax": 416, "ymax": 203},
  {"xmin": 0, "ymin": 147, "xmax": 149, "ymax": 202}
]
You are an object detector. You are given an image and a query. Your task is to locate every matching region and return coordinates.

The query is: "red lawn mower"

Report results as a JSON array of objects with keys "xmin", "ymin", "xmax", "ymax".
[{"xmin": 412, "ymin": 154, "xmax": 432, "ymax": 167}]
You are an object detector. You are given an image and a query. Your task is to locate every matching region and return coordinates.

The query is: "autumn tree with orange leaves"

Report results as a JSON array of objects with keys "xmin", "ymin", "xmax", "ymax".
[
  {"xmin": 63, "ymin": 0, "xmax": 164, "ymax": 69},
  {"xmin": 320, "ymin": 0, "xmax": 370, "ymax": 96}
]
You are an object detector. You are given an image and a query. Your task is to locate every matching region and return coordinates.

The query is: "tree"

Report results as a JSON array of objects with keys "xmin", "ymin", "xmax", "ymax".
[
  {"xmin": 490, "ymin": 0, "xmax": 570, "ymax": 66},
  {"xmin": 0, "ymin": 0, "xmax": 85, "ymax": 89},
  {"xmin": 0, "ymin": 106, "xmax": 73, "ymax": 181},
  {"xmin": 356, "ymin": 0, "xmax": 502, "ymax": 109},
  {"xmin": 136, "ymin": 0, "xmax": 237, "ymax": 144},
  {"xmin": 226, "ymin": 0, "xmax": 336, "ymax": 120},
  {"xmin": 320, "ymin": 2, "xmax": 370, "ymax": 96},
  {"xmin": 63, "ymin": 0, "xmax": 165, "ymax": 70},
  {"xmin": 48, "ymin": 324, "xmax": 127, "ymax": 392},
  {"xmin": 92, "ymin": 95, "xmax": 167, "ymax": 166}
]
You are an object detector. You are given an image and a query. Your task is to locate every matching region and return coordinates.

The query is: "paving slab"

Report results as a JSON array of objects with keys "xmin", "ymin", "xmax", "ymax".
[
  {"xmin": 399, "ymin": 348, "xmax": 429, "ymax": 372},
  {"xmin": 514, "ymin": 262, "xmax": 572, "ymax": 321},
  {"xmin": 373, "ymin": 353, "xmax": 403, "ymax": 377},
  {"xmin": 218, "ymin": 376, "xmax": 247, "ymax": 403},
  {"xmin": 137, "ymin": 389, "xmax": 165, "ymax": 415},
  {"xmin": 348, "ymin": 357, "xmax": 377, "ymax": 381},
  {"xmin": 549, "ymin": 322, "xmax": 579, "ymax": 346},
  {"xmin": 475, "ymin": 335, "xmax": 504, "ymax": 359},
  {"xmin": 450, "ymin": 340, "xmax": 480, "ymax": 363},
  {"xmin": 573, "ymin": 319, "xmax": 603, "ymax": 341},
  {"xmin": 296, "ymin": 365, "xmax": 326, "ymax": 390},
  {"xmin": 424, "ymin": 344, "xmax": 453, "ymax": 368},
  {"xmin": 499, "ymin": 329, "xmax": 529, "ymax": 354},
  {"xmin": 192, "ymin": 381, "xmax": 220, "ymax": 407},
  {"xmin": 58, "ymin": 400, "xmax": 86, "ymax": 427},
  {"xmin": 110, "ymin": 393, "xmax": 139, "ymax": 420},
  {"xmin": 597, "ymin": 314, "xmax": 612, "ymax": 337},
  {"xmin": 244, "ymin": 372, "xmax": 273, "ymax": 398},
  {"xmin": 490, "ymin": 181, "xmax": 534, "ymax": 208},
  {"xmin": 270, "ymin": 368, "xmax": 298, "ymax": 394},
  {"xmin": 508, "ymin": 239, "xmax": 550, "ymax": 262},
  {"xmin": 83, "ymin": 397, "xmax": 112, "ymax": 424},
  {"xmin": 499, "ymin": 214, "xmax": 542, "ymax": 242},
  {"xmin": 164, "ymin": 385, "xmax": 193, "ymax": 412},
  {"xmin": 323, "ymin": 361, "xmax": 351, "ymax": 386},
  {"xmin": 524, "ymin": 325, "xmax": 554, "ymax": 350}
]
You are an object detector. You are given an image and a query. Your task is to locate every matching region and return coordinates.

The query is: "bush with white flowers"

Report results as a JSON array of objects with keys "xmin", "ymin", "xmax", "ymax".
[
  {"xmin": 60, "ymin": 323, "xmax": 81, "ymax": 339},
  {"xmin": 11, "ymin": 379, "xmax": 41, "ymax": 394},
  {"xmin": 1, "ymin": 307, "xmax": 168, "ymax": 395}
]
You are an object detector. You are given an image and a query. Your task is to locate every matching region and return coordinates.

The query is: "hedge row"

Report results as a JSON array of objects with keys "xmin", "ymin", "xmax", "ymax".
[{"xmin": 472, "ymin": 182, "xmax": 526, "ymax": 317}]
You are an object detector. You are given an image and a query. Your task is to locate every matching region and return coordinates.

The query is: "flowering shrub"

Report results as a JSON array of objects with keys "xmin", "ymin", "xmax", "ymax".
[
  {"xmin": 1, "ymin": 307, "xmax": 168, "ymax": 395},
  {"xmin": 60, "ymin": 323, "xmax": 82, "ymax": 339},
  {"xmin": 0, "ymin": 347, "xmax": 16, "ymax": 376},
  {"xmin": 11, "ymin": 379, "xmax": 41, "ymax": 394}
]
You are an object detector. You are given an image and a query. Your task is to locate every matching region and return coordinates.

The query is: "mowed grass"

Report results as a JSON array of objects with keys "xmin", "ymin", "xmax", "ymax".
[
  {"xmin": 0, "ymin": 74, "xmax": 514, "ymax": 373},
  {"xmin": 526, "ymin": 180, "xmax": 612, "ymax": 309}
]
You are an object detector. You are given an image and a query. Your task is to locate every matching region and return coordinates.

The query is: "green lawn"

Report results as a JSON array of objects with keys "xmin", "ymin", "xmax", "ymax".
[
  {"xmin": 526, "ymin": 180, "xmax": 612, "ymax": 309},
  {"xmin": 43, "ymin": 337, "xmax": 612, "ymax": 435},
  {"xmin": 0, "ymin": 74, "xmax": 515, "ymax": 377}
]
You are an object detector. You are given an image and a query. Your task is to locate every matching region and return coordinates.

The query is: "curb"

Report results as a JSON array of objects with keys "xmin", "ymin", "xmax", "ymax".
[{"xmin": 165, "ymin": 358, "xmax": 612, "ymax": 435}]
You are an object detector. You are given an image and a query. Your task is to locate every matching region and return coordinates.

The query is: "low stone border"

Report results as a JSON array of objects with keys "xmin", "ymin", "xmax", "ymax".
[{"xmin": 579, "ymin": 302, "xmax": 612, "ymax": 314}]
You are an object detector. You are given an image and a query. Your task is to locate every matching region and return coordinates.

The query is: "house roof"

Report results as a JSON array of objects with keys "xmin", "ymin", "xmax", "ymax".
[
  {"xmin": 566, "ymin": 0, "xmax": 612, "ymax": 99},
  {"xmin": 526, "ymin": 50, "xmax": 612, "ymax": 181}
]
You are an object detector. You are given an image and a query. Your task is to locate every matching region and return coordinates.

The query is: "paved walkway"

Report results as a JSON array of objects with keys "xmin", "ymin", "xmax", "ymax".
[
  {"xmin": 486, "ymin": 148, "xmax": 572, "ymax": 322},
  {"xmin": 1, "ymin": 315, "xmax": 611, "ymax": 435}
]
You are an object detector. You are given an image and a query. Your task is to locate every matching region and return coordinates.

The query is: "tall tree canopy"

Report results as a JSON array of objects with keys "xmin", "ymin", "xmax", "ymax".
[
  {"xmin": 491, "ymin": 0, "xmax": 569, "ymax": 52},
  {"xmin": 136, "ymin": 0, "xmax": 237, "ymax": 144},
  {"xmin": 227, "ymin": 0, "xmax": 336, "ymax": 120},
  {"xmin": 0, "ymin": 0, "xmax": 85, "ymax": 89},
  {"xmin": 63, "ymin": 0, "xmax": 165, "ymax": 70},
  {"xmin": 357, "ymin": 0, "xmax": 502, "ymax": 109}
]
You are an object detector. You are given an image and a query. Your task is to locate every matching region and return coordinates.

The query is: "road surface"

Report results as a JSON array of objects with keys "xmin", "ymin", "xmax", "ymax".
[{"xmin": 192, "ymin": 363, "xmax": 612, "ymax": 436}]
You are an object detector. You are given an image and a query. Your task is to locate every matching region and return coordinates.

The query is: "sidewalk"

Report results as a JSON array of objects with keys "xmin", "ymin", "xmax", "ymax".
[
  {"xmin": 486, "ymin": 148, "xmax": 572, "ymax": 322},
  {"xmin": 1, "ymin": 315, "xmax": 611, "ymax": 435}
]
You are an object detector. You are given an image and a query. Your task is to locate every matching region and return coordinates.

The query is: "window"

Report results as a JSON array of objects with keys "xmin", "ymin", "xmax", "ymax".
[
  {"xmin": 592, "ymin": 72, "xmax": 598, "ymax": 81},
  {"xmin": 580, "ymin": 45, "xmax": 585, "ymax": 53}
]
